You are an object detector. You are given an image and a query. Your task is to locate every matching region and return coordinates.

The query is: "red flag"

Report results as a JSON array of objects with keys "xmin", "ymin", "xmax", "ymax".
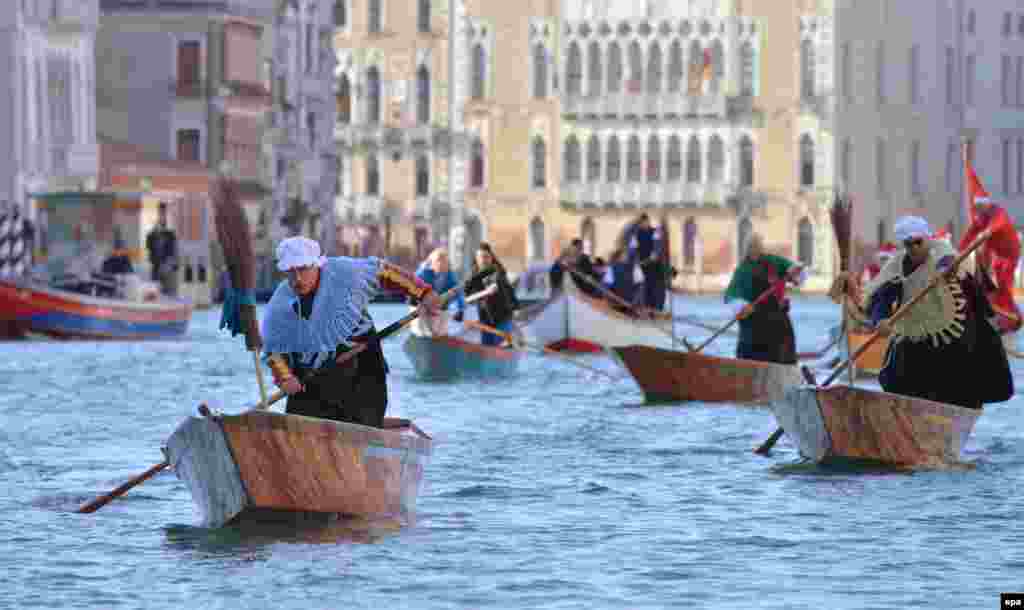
[{"xmin": 964, "ymin": 154, "xmax": 990, "ymax": 226}]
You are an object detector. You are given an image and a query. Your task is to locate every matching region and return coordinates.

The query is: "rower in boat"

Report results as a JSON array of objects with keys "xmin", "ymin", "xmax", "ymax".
[
  {"xmin": 601, "ymin": 247, "xmax": 640, "ymax": 316},
  {"xmin": 464, "ymin": 242, "xmax": 518, "ymax": 347},
  {"xmin": 959, "ymin": 194, "xmax": 1022, "ymax": 338},
  {"xmin": 549, "ymin": 238, "xmax": 600, "ymax": 297},
  {"xmin": 833, "ymin": 215, "xmax": 1013, "ymax": 409},
  {"xmin": 412, "ymin": 247, "xmax": 465, "ymax": 336},
  {"xmin": 262, "ymin": 236, "xmax": 442, "ymax": 427},
  {"xmin": 724, "ymin": 233, "xmax": 806, "ymax": 364}
]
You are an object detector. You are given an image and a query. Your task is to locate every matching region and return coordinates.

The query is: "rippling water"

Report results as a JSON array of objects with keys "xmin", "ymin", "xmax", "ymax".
[{"xmin": 3, "ymin": 296, "xmax": 1023, "ymax": 609}]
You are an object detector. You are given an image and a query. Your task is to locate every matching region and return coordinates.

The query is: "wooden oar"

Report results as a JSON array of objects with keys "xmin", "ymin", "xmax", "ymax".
[
  {"xmin": 690, "ymin": 276, "xmax": 789, "ymax": 353},
  {"xmin": 754, "ymin": 228, "xmax": 993, "ymax": 455},
  {"xmin": 464, "ymin": 319, "xmax": 622, "ymax": 381},
  {"xmin": 74, "ymin": 271, "xmax": 490, "ymax": 515}
]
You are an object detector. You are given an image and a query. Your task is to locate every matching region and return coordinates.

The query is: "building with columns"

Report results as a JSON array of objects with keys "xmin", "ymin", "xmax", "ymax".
[{"xmin": 0, "ymin": 1, "xmax": 100, "ymax": 216}]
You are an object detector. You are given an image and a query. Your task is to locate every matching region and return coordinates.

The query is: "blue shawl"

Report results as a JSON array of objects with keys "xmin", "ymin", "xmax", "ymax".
[{"xmin": 261, "ymin": 256, "xmax": 381, "ymax": 357}]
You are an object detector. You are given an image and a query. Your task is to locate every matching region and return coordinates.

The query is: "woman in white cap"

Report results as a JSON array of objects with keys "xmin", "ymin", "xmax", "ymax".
[
  {"xmin": 261, "ymin": 236, "xmax": 442, "ymax": 427},
  {"xmin": 834, "ymin": 215, "xmax": 1012, "ymax": 409}
]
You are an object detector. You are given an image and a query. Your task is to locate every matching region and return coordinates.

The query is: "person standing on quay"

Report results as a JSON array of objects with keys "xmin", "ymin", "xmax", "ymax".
[{"xmin": 146, "ymin": 202, "xmax": 178, "ymax": 295}]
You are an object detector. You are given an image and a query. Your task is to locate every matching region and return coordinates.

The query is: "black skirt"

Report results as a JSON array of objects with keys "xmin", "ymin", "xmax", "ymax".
[{"xmin": 736, "ymin": 305, "xmax": 797, "ymax": 365}]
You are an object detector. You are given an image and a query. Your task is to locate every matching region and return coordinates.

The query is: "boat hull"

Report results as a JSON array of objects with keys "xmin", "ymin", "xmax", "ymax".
[
  {"xmin": 0, "ymin": 277, "xmax": 190, "ymax": 340},
  {"xmin": 165, "ymin": 411, "xmax": 432, "ymax": 528},
  {"xmin": 402, "ymin": 334, "xmax": 520, "ymax": 381},
  {"xmin": 519, "ymin": 274, "xmax": 678, "ymax": 353},
  {"xmin": 613, "ymin": 345, "xmax": 803, "ymax": 404},
  {"xmin": 771, "ymin": 385, "xmax": 981, "ymax": 466}
]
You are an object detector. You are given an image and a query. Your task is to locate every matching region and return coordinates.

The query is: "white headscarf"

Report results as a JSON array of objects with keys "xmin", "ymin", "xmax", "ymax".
[
  {"xmin": 893, "ymin": 216, "xmax": 931, "ymax": 243},
  {"xmin": 276, "ymin": 236, "xmax": 327, "ymax": 271}
]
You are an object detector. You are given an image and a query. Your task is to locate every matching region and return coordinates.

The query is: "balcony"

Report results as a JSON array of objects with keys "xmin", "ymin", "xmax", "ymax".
[
  {"xmin": 334, "ymin": 123, "xmax": 473, "ymax": 157},
  {"xmin": 560, "ymin": 180, "xmax": 737, "ymax": 209},
  {"xmin": 562, "ymin": 92, "xmax": 727, "ymax": 120}
]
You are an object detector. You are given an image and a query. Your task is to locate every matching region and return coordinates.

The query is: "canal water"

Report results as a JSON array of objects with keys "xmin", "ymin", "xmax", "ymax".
[{"xmin": 2, "ymin": 296, "xmax": 1022, "ymax": 609}]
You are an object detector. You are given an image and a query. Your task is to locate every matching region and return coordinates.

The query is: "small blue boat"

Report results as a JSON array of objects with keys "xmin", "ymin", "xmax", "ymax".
[{"xmin": 402, "ymin": 334, "xmax": 520, "ymax": 381}]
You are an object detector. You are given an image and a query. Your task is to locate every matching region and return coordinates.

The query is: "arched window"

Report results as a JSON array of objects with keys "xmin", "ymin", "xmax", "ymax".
[
  {"xmin": 797, "ymin": 217, "xmax": 814, "ymax": 267},
  {"xmin": 800, "ymin": 134, "xmax": 814, "ymax": 187},
  {"xmin": 529, "ymin": 217, "xmax": 545, "ymax": 262},
  {"xmin": 581, "ymin": 217, "xmax": 596, "ymax": 255},
  {"xmin": 471, "ymin": 44, "xmax": 486, "ymax": 100},
  {"xmin": 686, "ymin": 135, "xmax": 701, "ymax": 183},
  {"xmin": 366, "ymin": 155, "xmax": 379, "ymax": 195},
  {"xmin": 876, "ymin": 137, "xmax": 887, "ymax": 196},
  {"xmin": 588, "ymin": 41, "xmax": 602, "ymax": 95},
  {"xmin": 840, "ymin": 138, "xmax": 852, "ymax": 188},
  {"xmin": 628, "ymin": 41, "xmax": 643, "ymax": 92},
  {"xmin": 800, "ymin": 39, "xmax": 815, "ymax": 98},
  {"xmin": 667, "ymin": 135, "xmax": 682, "ymax": 181},
  {"xmin": 966, "ymin": 53, "xmax": 976, "ymax": 106},
  {"xmin": 607, "ymin": 42, "xmax": 623, "ymax": 93},
  {"xmin": 366, "ymin": 66, "xmax": 381, "ymax": 123},
  {"xmin": 683, "ymin": 217, "xmax": 698, "ymax": 267},
  {"xmin": 710, "ymin": 39, "xmax": 724, "ymax": 94},
  {"xmin": 707, "ymin": 135, "xmax": 724, "ymax": 183},
  {"xmin": 336, "ymin": 73, "xmax": 351, "ymax": 123},
  {"xmin": 418, "ymin": 0, "xmax": 430, "ymax": 33},
  {"xmin": 532, "ymin": 136, "xmax": 547, "ymax": 189},
  {"xmin": 333, "ymin": 0, "xmax": 346, "ymax": 27},
  {"xmin": 533, "ymin": 44, "xmax": 548, "ymax": 98},
  {"xmin": 470, "ymin": 139, "xmax": 485, "ymax": 188},
  {"xmin": 564, "ymin": 136, "xmax": 582, "ymax": 183},
  {"xmin": 647, "ymin": 134, "xmax": 661, "ymax": 181},
  {"xmin": 738, "ymin": 217, "xmax": 753, "ymax": 260},
  {"xmin": 567, "ymin": 42, "xmax": 582, "ymax": 95},
  {"xmin": 668, "ymin": 40, "xmax": 683, "ymax": 92},
  {"xmin": 688, "ymin": 40, "xmax": 703, "ymax": 93},
  {"xmin": 647, "ymin": 43, "xmax": 663, "ymax": 93},
  {"xmin": 416, "ymin": 65, "xmax": 430, "ymax": 125},
  {"xmin": 368, "ymin": 0, "xmax": 381, "ymax": 33},
  {"xmin": 739, "ymin": 41, "xmax": 755, "ymax": 95},
  {"xmin": 910, "ymin": 140, "xmax": 921, "ymax": 195},
  {"xmin": 739, "ymin": 135, "xmax": 754, "ymax": 187},
  {"xmin": 586, "ymin": 136, "xmax": 601, "ymax": 181},
  {"xmin": 627, "ymin": 135, "xmax": 642, "ymax": 182},
  {"xmin": 415, "ymin": 155, "xmax": 429, "ymax": 196},
  {"xmin": 606, "ymin": 136, "xmax": 621, "ymax": 182},
  {"xmin": 967, "ymin": 9, "xmax": 976, "ymax": 34}
]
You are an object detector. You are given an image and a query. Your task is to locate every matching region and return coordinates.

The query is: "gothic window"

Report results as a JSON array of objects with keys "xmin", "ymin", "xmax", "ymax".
[
  {"xmin": 686, "ymin": 135, "xmax": 701, "ymax": 183},
  {"xmin": 911, "ymin": 140, "xmax": 922, "ymax": 195},
  {"xmin": 876, "ymin": 137, "xmax": 887, "ymax": 197},
  {"xmin": 336, "ymin": 73, "xmax": 351, "ymax": 123},
  {"xmin": 366, "ymin": 66, "xmax": 381, "ymax": 123},
  {"xmin": 366, "ymin": 155, "xmax": 379, "ymax": 195},
  {"xmin": 967, "ymin": 9, "xmax": 976, "ymax": 34},
  {"xmin": 627, "ymin": 135, "xmax": 642, "ymax": 182},
  {"xmin": 667, "ymin": 135, "xmax": 682, "ymax": 181},
  {"xmin": 418, "ymin": 0, "xmax": 430, "ymax": 33},
  {"xmin": 532, "ymin": 136, "xmax": 547, "ymax": 189},
  {"xmin": 800, "ymin": 134, "xmax": 814, "ymax": 187},
  {"xmin": 739, "ymin": 135, "xmax": 754, "ymax": 187},
  {"xmin": 683, "ymin": 217, "xmax": 697, "ymax": 267},
  {"xmin": 586, "ymin": 136, "xmax": 601, "ymax": 181},
  {"xmin": 564, "ymin": 135, "xmax": 582, "ymax": 183},
  {"xmin": 607, "ymin": 42, "xmax": 623, "ymax": 93},
  {"xmin": 668, "ymin": 40, "xmax": 684, "ymax": 92},
  {"xmin": 740, "ymin": 41, "xmax": 755, "ymax": 96},
  {"xmin": 841, "ymin": 138, "xmax": 852, "ymax": 187},
  {"xmin": 647, "ymin": 43, "xmax": 662, "ymax": 93},
  {"xmin": 707, "ymin": 135, "xmax": 724, "ymax": 183},
  {"xmin": 333, "ymin": 0, "xmax": 346, "ymax": 28},
  {"xmin": 567, "ymin": 42, "xmax": 583, "ymax": 95},
  {"xmin": 588, "ymin": 41, "xmax": 602, "ymax": 94},
  {"xmin": 471, "ymin": 139, "xmax": 485, "ymax": 187},
  {"xmin": 533, "ymin": 44, "xmax": 548, "ymax": 98},
  {"xmin": 797, "ymin": 217, "xmax": 814, "ymax": 267},
  {"xmin": 800, "ymin": 39, "xmax": 815, "ymax": 99},
  {"xmin": 710, "ymin": 39, "xmax": 724, "ymax": 94},
  {"xmin": 606, "ymin": 136, "xmax": 621, "ymax": 182},
  {"xmin": 472, "ymin": 44, "xmax": 486, "ymax": 100},
  {"xmin": 909, "ymin": 45, "xmax": 920, "ymax": 104},
  {"xmin": 416, "ymin": 65, "xmax": 430, "ymax": 124},
  {"xmin": 628, "ymin": 41, "xmax": 643, "ymax": 92},
  {"xmin": 415, "ymin": 155, "xmax": 429, "ymax": 196},
  {"xmin": 368, "ymin": 0, "xmax": 381, "ymax": 33},
  {"xmin": 647, "ymin": 135, "xmax": 661, "ymax": 181}
]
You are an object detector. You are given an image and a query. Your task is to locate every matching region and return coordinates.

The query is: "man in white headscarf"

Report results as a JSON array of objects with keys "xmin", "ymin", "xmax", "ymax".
[
  {"xmin": 262, "ymin": 236, "xmax": 442, "ymax": 427},
  {"xmin": 831, "ymin": 215, "xmax": 1012, "ymax": 409}
]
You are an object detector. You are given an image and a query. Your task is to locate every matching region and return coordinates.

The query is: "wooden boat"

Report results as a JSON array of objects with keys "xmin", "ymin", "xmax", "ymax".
[
  {"xmin": 0, "ymin": 275, "xmax": 191, "ymax": 340},
  {"xmin": 612, "ymin": 344, "xmax": 803, "ymax": 404},
  {"xmin": 402, "ymin": 333, "xmax": 520, "ymax": 381},
  {"xmin": 770, "ymin": 384, "xmax": 982, "ymax": 467},
  {"xmin": 164, "ymin": 410, "xmax": 432, "ymax": 528},
  {"xmin": 518, "ymin": 272, "xmax": 678, "ymax": 353}
]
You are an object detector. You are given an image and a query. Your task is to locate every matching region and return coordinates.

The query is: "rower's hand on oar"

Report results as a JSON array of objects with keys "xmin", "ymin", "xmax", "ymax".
[{"xmin": 737, "ymin": 303, "xmax": 754, "ymax": 320}]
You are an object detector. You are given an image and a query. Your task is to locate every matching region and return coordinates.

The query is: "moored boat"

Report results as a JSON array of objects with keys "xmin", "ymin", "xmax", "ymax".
[
  {"xmin": 518, "ymin": 272, "xmax": 678, "ymax": 353},
  {"xmin": 612, "ymin": 344, "xmax": 803, "ymax": 404},
  {"xmin": 770, "ymin": 384, "xmax": 981, "ymax": 467},
  {"xmin": 164, "ymin": 410, "xmax": 432, "ymax": 528},
  {"xmin": 0, "ymin": 275, "xmax": 191, "ymax": 340},
  {"xmin": 402, "ymin": 333, "xmax": 520, "ymax": 381}
]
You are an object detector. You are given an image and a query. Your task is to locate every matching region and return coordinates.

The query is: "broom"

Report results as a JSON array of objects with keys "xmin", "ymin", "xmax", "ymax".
[{"xmin": 212, "ymin": 177, "xmax": 268, "ymax": 408}]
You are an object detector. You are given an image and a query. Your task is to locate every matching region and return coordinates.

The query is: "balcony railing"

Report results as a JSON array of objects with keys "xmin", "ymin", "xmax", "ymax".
[
  {"xmin": 562, "ymin": 92, "xmax": 727, "ymax": 119},
  {"xmin": 334, "ymin": 123, "xmax": 473, "ymax": 157},
  {"xmin": 560, "ymin": 180, "xmax": 736, "ymax": 208}
]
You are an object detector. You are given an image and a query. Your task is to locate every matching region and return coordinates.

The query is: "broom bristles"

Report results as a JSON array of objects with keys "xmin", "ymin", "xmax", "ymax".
[
  {"xmin": 211, "ymin": 176, "xmax": 262, "ymax": 351},
  {"xmin": 830, "ymin": 193, "xmax": 853, "ymax": 273}
]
